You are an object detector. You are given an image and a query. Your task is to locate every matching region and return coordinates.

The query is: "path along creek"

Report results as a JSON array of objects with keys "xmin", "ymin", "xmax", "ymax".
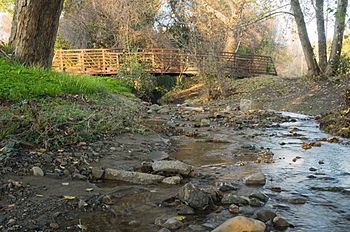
[{"xmin": 80, "ymin": 111, "xmax": 350, "ymax": 232}]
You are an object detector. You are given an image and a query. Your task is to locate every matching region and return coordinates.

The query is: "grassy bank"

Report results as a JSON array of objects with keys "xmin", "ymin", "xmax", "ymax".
[{"xmin": 0, "ymin": 58, "xmax": 142, "ymax": 150}]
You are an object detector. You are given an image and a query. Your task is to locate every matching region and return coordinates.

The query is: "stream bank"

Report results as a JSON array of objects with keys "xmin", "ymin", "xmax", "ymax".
[{"xmin": 1, "ymin": 100, "xmax": 349, "ymax": 231}]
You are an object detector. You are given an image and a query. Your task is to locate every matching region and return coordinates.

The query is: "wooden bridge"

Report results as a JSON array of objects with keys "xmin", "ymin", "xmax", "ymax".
[{"xmin": 52, "ymin": 48, "xmax": 277, "ymax": 77}]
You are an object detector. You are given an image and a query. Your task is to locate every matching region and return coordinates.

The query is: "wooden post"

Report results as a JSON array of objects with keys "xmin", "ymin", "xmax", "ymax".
[
  {"xmin": 102, "ymin": 49, "xmax": 106, "ymax": 71},
  {"xmin": 59, "ymin": 49, "xmax": 64, "ymax": 71},
  {"xmin": 80, "ymin": 50, "xmax": 85, "ymax": 73}
]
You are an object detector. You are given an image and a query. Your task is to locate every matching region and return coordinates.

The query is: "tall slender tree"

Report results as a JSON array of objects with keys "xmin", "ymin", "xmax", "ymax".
[
  {"xmin": 290, "ymin": 0, "xmax": 320, "ymax": 76},
  {"xmin": 9, "ymin": 0, "xmax": 64, "ymax": 68},
  {"xmin": 315, "ymin": 0, "xmax": 327, "ymax": 71},
  {"xmin": 325, "ymin": 0, "xmax": 349, "ymax": 76}
]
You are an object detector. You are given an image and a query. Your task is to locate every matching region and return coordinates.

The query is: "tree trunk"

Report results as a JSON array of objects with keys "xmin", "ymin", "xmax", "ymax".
[
  {"xmin": 9, "ymin": 0, "xmax": 64, "ymax": 68},
  {"xmin": 325, "ymin": 0, "xmax": 348, "ymax": 76},
  {"xmin": 223, "ymin": 30, "xmax": 236, "ymax": 53},
  {"xmin": 315, "ymin": 0, "xmax": 327, "ymax": 72},
  {"xmin": 290, "ymin": 0, "xmax": 320, "ymax": 76}
]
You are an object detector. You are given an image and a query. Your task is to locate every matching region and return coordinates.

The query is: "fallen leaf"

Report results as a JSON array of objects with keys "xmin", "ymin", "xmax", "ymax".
[
  {"xmin": 62, "ymin": 182, "xmax": 70, "ymax": 186},
  {"xmin": 63, "ymin": 195, "xmax": 76, "ymax": 200},
  {"xmin": 85, "ymin": 188, "xmax": 93, "ymax": 192},
  {"xmin": 175, "ymin": 216, "xmax": 186, "ymax": 221},
  {"xmin": 36, "ymin": 194, "xmax": 44, "ymax": 197}
]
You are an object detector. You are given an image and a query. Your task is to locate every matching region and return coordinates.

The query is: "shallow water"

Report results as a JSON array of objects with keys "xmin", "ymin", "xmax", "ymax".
[{"xmin": 80, "ymin": 112, "xmax": 350, "ymax": 231}]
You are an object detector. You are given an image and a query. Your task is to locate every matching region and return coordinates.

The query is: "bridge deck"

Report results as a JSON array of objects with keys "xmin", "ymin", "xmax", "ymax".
[{"xmin": 52, "ymin": 48, "xmax": 277, "ymax": 77}]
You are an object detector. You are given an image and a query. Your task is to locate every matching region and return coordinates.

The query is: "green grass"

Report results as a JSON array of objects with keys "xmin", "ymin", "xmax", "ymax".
[
  {"xmin": 0, "ymin": 58, "xmax": 142, "ymax": 150},
  {"xmin": 0, "ymin": 58, "xmax": 132, "ymax": 100}
]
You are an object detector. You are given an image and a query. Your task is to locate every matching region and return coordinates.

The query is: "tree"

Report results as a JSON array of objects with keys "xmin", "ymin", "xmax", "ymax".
[
  {"xmin": 325, "ymin": 0, "xmax": 349, "ymax": 76},
  {"xmin": 315, "ymin": 0, "xmax": 327, "ymax": 71},
  {"xmin": 9, "ymin": 0, "xmax": 64, "ymax": 67},
  {"xmin": 290, "ymin": 0, "xmax": 320, "ymax": 75},
  {"xmin": 291, "ymin": 0, "xmax": 348, "ymax": 76}
]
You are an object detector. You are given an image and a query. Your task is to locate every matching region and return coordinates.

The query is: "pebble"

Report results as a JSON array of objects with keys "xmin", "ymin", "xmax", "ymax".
[
  {"xmin": 49, "ymin": 223, "xmax": 59, "ymax": 229},
  {"xmin": 31, "ymin": 166, "xmax": 44, "ymax": 176},
  {"xmin": 309, "ymin": 167, "xmax": 317, "ymax": 171},
  {"xmin": 289, "ymin": 197, "xmax": 307, "ymax": 204},
  {"xmin": 163, "ymin": 217, "xmax": 183, "ymax": 230},
  {"xmin": 228, "ymin": 204, "xmax": 239, "ymax": 214},
  {"xmin": 7, "ymin": 219, "xmax": 16, "ymax": 225}
]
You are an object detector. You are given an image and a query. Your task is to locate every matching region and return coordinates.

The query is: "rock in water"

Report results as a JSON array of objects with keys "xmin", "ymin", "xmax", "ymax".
[
  {"xmin": 244, "ymin": 172, "xmax": 266, "ymax": 186},
  {"xmin": 178, "ymin": 183, "xmax": 210, "ymax": 210},
  {"xmin": 256, "ymin": 209, "xmax": 277, "ymax": 222},
  {"xmin": 212, "ymin": 216, "xmax": 266, "ymax": 232},
  {"xmin": 31, "ymin": 166, "xmax": 44, "ymax": 176},
  {"xmin": 104, "ymin": 168, "xmax": 164, "ymax": 184},
  {"xmin": 273, "ymin": 216, "xmax": 290, "ymax": 229},
  {"xmin": 152, "ymin": 160, "xmax": 192, "ymax": 176}
]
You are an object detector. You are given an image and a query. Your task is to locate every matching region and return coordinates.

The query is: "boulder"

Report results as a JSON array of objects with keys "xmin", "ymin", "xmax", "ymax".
[
  {"xmin": 104, "ymin": 168, "xmax": 164, "ymax": 184},
  {"xmin": 152, "ymin": 160, "xmax": 192, "ymax": 176},
  {"xmin": 244, "ymin": 172, "xmax": 266, "ymax": 186},
  {"xmin": 212, "ymin": 216, "xmax": 266, "ymax": 232},
  {"xmin": 178, "ymin": 183, "xmax": 210, "ymax": 210}
]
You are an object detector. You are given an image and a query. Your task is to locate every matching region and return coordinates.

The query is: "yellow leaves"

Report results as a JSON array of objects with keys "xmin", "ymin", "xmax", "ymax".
[
  {"xmin": 175, "ymin": 216, "xmax": 186, "ymax": 221},
  {"xmin": 63, "ymin": 195, "xmax": 76, "ymax": 200},
  {"xmin": 85, "ymin": 188, "xmax": 94, "ymax": 192}
]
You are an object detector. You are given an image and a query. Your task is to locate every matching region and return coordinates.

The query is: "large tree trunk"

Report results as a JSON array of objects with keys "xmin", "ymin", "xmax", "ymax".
[
  {"xmin": 9, "ymin": 0, "xmax": 64, "ymax": 68},
  {"xmin": 290, "ymin": 0, "xmax": 320, "ymax": 76},
  {"xmin": 315, "ymin": 0, "xmax": 327, "ymax": 72},
  {"xmin": 325, "ymin": 0, "xmax": 348, "ymax": 76}
]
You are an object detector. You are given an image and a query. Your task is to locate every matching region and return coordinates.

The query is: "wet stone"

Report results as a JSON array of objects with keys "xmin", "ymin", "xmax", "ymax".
[
  {"xmin": 289, "ymin": 197, "xmax": 307, "ymax": 204},
  {"xmin": 163, "ymin": 217, "xmax": 183, "ymax": 230},
  {"xmin": 218, "ymin": 183, "xmax": 238, "ymax": 192},
  {"xmin": 244, "ymin": 172, "xmax": 266, "ymax": 186},
  {"xmin": 273, "ymin": 216, "xmax": 290, "ymax": 229},
  {"xmin": 249, "ymin": 192, "xmax": 269, "ymax": 203},
  {"xmin": 256, "ymin": 209, "xmax": 277, "ymax": 222},
  {"xmin": 309, "ymin": 167, "xmax": 317, "ymax": 172},
  {"xmin": 176, "ymin": 203, "xmax": 195, "ymax": 215},
  {"xmin": 221, "ymin": 193, "xmax": 248, "ymax": 206},
  {"xmin": 248, "ymin": 198, "xmax": 264, "ymax": 207},
  {"xmin": 178, "ymin": 183, "xmax": 210, "ymax": 209}
]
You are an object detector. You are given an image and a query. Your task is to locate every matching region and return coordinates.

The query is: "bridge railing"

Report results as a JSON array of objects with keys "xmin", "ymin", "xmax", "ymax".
[{"xmin": 52, "ymin": 48, "xmax": 277, "ymax": 77}]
